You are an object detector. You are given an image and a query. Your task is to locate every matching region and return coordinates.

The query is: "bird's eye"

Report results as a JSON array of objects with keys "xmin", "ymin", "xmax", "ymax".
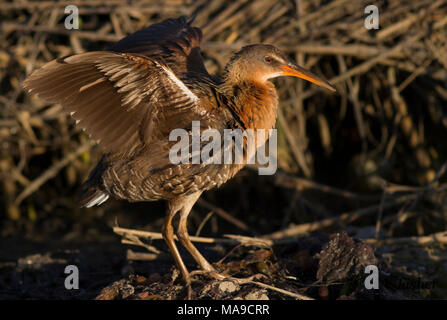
[{"xmin": 264, "ymin": 56, "xmax": 273, "ymax": 63}]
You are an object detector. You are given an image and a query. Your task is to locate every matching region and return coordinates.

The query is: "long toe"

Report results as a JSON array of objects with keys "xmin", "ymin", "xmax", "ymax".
[
  {"xmin": 185, "ymin": 282, "xmax": 194, "ymax": 300},
  {"xmin": 190, "ymin": 269, "xmax": 225, "ymax": 281},
  {"xmin": 190, "ymin": 269, "xmax": 267, "ymax": 284}
]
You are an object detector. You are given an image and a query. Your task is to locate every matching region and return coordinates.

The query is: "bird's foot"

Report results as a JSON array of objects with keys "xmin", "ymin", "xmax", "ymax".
[
  {"xmin": 190, "ymin": 269, "xmax": 225, "ymax": 281},
  {"xmin": 226, "ymin": 273, "xmax": 267, "ymax": 284},
  {"xmin": 190, "ymin": 269, "xmax": 266, "ymax": 284},
  {"xmin": 169, "ymin": 268, "xmax": 195, "ymax": 299},
  {"xmin": 184, "ymin": 281, "xmax": 194, "ymax": 300}
]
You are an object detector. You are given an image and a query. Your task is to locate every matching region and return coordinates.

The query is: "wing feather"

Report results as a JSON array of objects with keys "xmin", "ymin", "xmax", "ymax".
[
  {"xmin": 23, "ymin": 51, "xmax": 207, "ymax": 154},
  {"xmin": 108, "ymin": 16, "xmax": 209, "ymax": 77}
]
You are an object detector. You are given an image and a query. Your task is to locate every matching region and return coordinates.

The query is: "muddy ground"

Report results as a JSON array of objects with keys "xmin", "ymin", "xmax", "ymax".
[{"xmin": 2, "ymin": 185, "xmax": 446, "ymax": 300}]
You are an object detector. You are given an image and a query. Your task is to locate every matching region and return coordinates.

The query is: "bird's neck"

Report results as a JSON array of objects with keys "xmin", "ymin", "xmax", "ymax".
[{"xmin": 221, "ymin": 79, "xmax": 279, "ymax": 131}]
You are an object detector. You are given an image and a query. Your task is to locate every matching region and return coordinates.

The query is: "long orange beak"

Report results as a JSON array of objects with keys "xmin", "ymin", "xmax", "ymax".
[{"xmin": 282, "ymin": 64, "xmax": 336, "ymax": 92}]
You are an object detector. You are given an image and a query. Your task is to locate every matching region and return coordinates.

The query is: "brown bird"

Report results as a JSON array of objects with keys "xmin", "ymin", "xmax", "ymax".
[{"xmin": 24, "ymin": 16, "xmax": 335, "ymax": 293}]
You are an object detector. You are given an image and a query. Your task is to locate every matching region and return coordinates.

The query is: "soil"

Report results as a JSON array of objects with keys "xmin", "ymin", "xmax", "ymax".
[{"xmin": 2, "ymin": 212, "xmax": 445, "ymax": 300}]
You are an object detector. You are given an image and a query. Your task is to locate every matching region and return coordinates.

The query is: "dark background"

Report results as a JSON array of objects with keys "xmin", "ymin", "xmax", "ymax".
[{"xmin": 1, "ymin": 0, "xmax": 447, "ymax": 299}]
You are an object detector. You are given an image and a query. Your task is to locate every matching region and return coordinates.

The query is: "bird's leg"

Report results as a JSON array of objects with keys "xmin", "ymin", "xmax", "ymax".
[
  {"xmin": 175, "ymin": 192, "xmax": 217, "ymax": 274},
  {"xmin": 162, "ymin": 202, "xmax": 191, "ymax": 294},
  {"xmin": 174, "ymin": 194, "xmax": 265, "ymax": 285}
]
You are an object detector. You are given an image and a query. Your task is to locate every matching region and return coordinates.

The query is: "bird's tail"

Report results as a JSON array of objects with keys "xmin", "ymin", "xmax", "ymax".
[
  {"xmin": 79, "ymin": 155, "xmax": 109, "ymax": 208},
  {"xmin": 79, "ymin": 185, "xmax": 109, "ymax": 208}
]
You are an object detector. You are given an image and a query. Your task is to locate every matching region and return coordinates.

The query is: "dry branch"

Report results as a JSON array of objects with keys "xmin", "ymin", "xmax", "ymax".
[{"xmin": 14, "ymin": 141, "xmax": 93, "ymax": 205}]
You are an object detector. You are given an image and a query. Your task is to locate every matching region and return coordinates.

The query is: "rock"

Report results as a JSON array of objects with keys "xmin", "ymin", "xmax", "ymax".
[
  {"xmin": 316, "ymin": 232, "xmax": 377, "ymax": 284},
  {"xmin": 218, "ymin": 280, "xmax": 239, "ymax": 294},
  {"xmin": 244, "ymin": 289, "xmax": 269, "ymax": 300}
]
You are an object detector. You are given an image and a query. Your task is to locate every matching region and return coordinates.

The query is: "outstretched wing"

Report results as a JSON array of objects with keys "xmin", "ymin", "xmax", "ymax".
[
  {"xmin": 23, "ymin": 51, "xmax": 209, "ymax": 154},
  {"xmin": 108, "ymin": 16, "xmax": 209, "ymax": 77}
]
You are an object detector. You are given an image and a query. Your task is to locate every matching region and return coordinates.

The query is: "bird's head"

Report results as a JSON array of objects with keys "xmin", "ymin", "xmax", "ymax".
[{"xmin": 224, "ymin": 44, "xmax": 335, "ymax": 92}]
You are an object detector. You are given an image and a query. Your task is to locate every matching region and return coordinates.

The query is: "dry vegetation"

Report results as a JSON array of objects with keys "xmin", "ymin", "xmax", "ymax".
[{"xmin": 1, "ymin": 0, "xmax": 447, "ymax": 300}]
